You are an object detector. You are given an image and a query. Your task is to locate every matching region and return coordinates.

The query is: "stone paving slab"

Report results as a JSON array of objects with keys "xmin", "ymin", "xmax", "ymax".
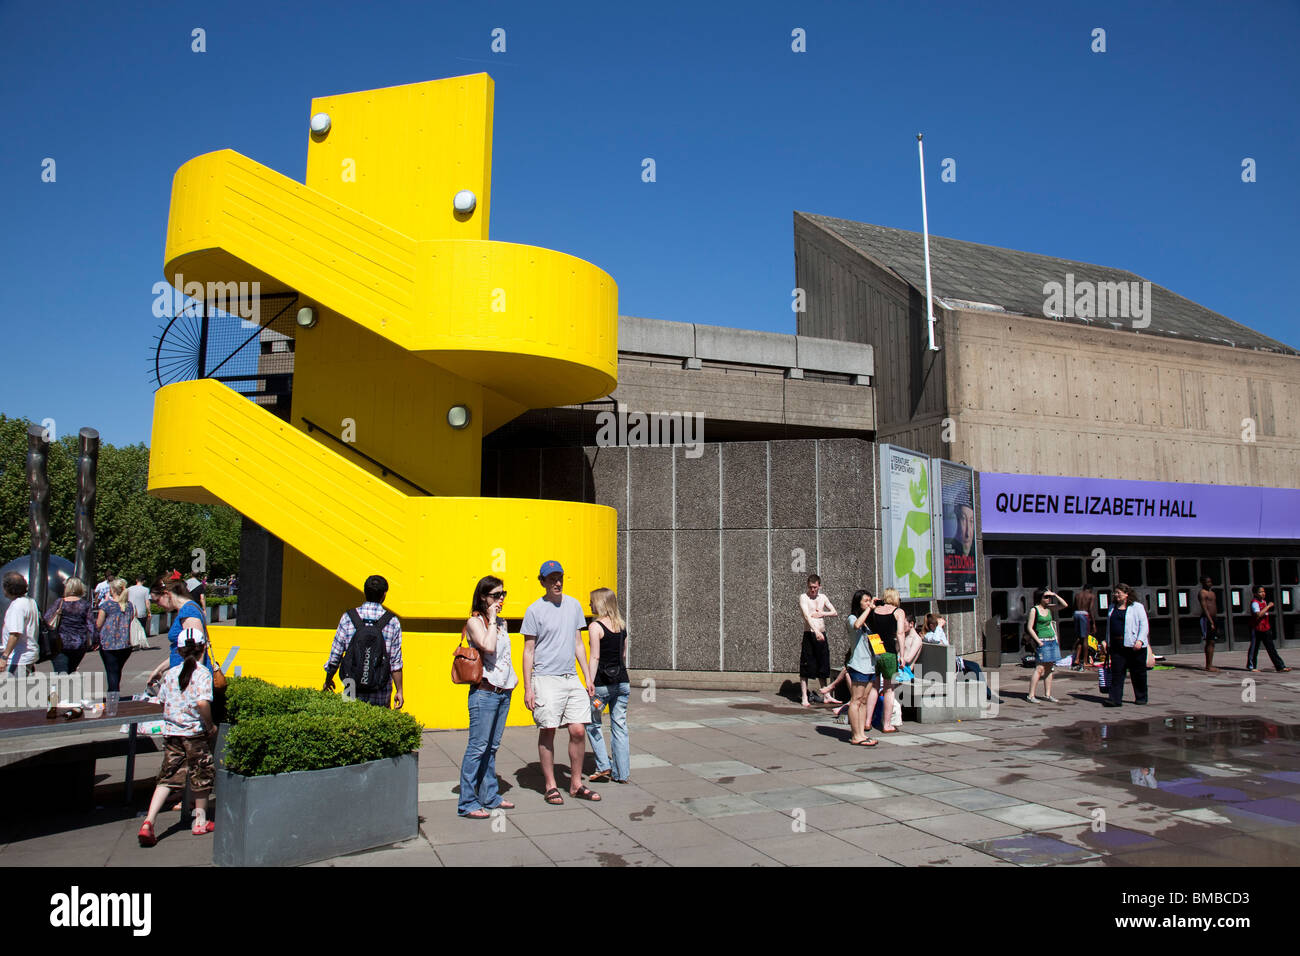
[{"xmin": 7, "ymin": 652, "xmax": 1300, "ymax": 866}]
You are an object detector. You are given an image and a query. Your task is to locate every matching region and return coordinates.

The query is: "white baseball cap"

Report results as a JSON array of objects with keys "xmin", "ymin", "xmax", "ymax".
[{"xmin": 177, "ymin": 626, "xmax": 207, "ymax": 649}]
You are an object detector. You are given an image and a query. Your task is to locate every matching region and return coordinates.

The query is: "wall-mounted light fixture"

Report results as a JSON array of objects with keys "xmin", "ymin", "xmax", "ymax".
[
  {"xmin": 453, "ymin": 190, "xmax": 477, "ymax": 214},
  {"xmin": 310, "ymin": 112, "xmax": 331, "ymax": 136},
  {"xmin": 447, "ymin": 405, "xmax": 471, "ymax": 429},
  {"xmin": 296, "ymin": 307, "xmax": 317, "ymax": 329}
]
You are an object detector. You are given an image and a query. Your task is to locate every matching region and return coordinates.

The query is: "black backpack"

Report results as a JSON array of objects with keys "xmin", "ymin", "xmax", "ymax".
[{"xmin": 340, "ymin": 609, "xmax": 394, "ymax": 694}]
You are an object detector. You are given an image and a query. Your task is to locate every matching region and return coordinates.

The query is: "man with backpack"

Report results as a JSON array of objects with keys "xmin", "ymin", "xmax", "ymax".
[{"xmin": 323, "ymin": 575, "xmax": 404, "ymax": 708}]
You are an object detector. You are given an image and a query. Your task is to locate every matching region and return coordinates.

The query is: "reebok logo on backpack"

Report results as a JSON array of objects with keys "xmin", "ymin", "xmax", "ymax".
[{"xmin": 341, "ymin": 610, "xmax": 393, "ymax": 694}]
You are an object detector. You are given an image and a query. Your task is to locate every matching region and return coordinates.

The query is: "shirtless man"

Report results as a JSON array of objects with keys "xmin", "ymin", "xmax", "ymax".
[
  {"xmin": 1198, "ymin": 577, "xmax": 1220, "ymax": 672},
  {"xmin": 798, "ymin": 575, "xmax": 837, "ymax": 707}
]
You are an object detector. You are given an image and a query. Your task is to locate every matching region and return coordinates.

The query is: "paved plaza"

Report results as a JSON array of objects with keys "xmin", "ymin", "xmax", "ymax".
[{"xmin": 4, "ymin": 652, "xmax": 1300, "ymax": 867}]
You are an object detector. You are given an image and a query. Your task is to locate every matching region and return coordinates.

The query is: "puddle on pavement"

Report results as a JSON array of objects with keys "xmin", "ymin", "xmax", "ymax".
[
  {"xmin": 1040, "ymin": 714, "xmax": 1300, "ymax": 863},
  {"xmin": 629, "ymin": 805, "xmax": 656, "ymax": 822}
]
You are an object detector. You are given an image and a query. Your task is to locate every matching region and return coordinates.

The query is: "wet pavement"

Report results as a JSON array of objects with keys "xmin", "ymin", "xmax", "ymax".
[{"xmin": 5, "ymin": 652, "xmax": 1300, "ymax": 866}]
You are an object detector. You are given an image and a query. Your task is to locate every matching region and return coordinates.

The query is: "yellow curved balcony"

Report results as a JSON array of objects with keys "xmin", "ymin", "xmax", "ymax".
[
  {"xmin": 163, "ymin": 149, "xmax": 617, "ymax": 409},
  {"xmin": 149, "ymin": 378, "xmax": 617, "ymax": 619}
]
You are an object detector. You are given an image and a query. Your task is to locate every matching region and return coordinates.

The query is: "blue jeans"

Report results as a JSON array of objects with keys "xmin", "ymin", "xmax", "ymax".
[
  {"xmin": 588, "ymin": 682, "xmax": 630, "ymax": 781},
  {"xmin": 458, "ymin": 688, "xmax": 512, "ymax": 814}
]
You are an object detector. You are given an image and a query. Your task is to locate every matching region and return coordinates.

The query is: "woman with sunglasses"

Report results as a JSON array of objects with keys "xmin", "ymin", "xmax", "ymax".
[{"xmin": 457, "ymin": 576, "xmax": 518, "ymax": 819}]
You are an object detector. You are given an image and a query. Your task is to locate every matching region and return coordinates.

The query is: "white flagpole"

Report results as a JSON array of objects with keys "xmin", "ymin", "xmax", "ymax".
[{"xmin": 917, "ymin": 133, "xmax": 939, "ymax": 352}]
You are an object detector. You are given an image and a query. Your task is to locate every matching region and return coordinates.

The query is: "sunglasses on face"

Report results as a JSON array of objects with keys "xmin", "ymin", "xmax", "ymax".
[{"xmin": 489, "ymin": 591, "xmax": 506, "ymax": 600}]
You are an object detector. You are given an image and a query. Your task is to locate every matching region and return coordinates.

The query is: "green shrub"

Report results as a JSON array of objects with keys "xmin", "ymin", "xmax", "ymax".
[
  {"xmin": 149, "ymin": 603, "xmax": 164, "ymax": 614},
  {"xmin": 222, "ymin": 676, "xmax": 423, "ymax": 777}
]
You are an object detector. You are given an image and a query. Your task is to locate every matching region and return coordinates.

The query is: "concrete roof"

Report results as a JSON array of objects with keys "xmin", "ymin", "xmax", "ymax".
[{"xmin": 798, "ymin": 212, "xmax": 1298, "ymax": 356}]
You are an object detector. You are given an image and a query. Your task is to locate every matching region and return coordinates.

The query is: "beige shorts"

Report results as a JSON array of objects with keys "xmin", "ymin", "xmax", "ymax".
[{"xmin": 532, "ymin": 673, "xmax": 589, "ymax": 729}]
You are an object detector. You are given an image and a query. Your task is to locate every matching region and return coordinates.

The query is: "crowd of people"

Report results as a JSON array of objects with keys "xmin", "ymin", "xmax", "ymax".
[
  {"xmin": 313, "ymin": 560, "xmax": 632, "ymax": 818},
  {"xmin": 6, "ymin": 558, "xmax": 1294, "ymax": 832}
]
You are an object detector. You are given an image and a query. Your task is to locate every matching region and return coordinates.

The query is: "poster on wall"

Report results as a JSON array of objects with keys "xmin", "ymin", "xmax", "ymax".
[
  {"xmin": 933, "ymin": 460, "xmax": 977, "ymax": 599},
  {"xmin": 879, "ymin": 444, "xmax": 933, "ymax": 600}
]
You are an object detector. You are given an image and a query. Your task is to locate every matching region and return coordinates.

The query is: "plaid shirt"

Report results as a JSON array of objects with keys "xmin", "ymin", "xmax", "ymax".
[{"xmin": 326, "ymin": 602, "xmax": 402, "ymax": 705}]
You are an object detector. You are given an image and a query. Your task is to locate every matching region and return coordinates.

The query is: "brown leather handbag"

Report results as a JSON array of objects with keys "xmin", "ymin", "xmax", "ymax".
[{"xmin": 452, "ymin": 618, "xmax": 484, "ymax": 685}]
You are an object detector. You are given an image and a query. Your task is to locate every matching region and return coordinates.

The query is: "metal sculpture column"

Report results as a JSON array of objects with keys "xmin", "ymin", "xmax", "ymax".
[
  {"xmin": 74, "ymin": 427, "xmax": 100, "ymax": 587},
  {"xmin": 26, "ymin": 424, "xmax": 51, "ymax": 611}
]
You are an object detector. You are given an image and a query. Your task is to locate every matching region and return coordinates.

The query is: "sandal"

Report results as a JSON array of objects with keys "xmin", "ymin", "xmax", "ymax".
[
  {"xmin": 881, "ymin": 727, "xmax": 899, "ymax": 733},
  {"xmin": 191, "ymin": 819, "xmax": 215, "ymax": 835},
  {"xmin": 543, "ymin": 787, "xmax": 565, "ymax": 805},
  {"xmin": 850, "ymin": 738, "xmax": 878, "ymax": 747},
  {"xmin": 461, "ymin": 809, "xmax": 492, "ymax": 819},
  {"xmin": 615, "ymin": 778, "xmax": 630, "ymax": 784},
  {"xmin": 570, "ymin": 785, "xmax": 602, "ymax": 801},
  {"xmin": 495, "ymin": 800, "xmax": 515, "ymax": 810},
  {"xmin": 138, "ymin": 821, "xmax": 157, "ymax": 847},
  {"xmin": 588, "ymin": 770, "xmax": 612, "ymax": 783}
]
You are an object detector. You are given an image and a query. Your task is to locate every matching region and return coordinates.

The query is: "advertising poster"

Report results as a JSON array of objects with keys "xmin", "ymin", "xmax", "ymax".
[
  {"xmin": 880, "ymin": 444, "xmax": 933, "ymax": 600},
  {"xmin": 934, "ymin": 460, "xmax": 977, "ymax": 599}
]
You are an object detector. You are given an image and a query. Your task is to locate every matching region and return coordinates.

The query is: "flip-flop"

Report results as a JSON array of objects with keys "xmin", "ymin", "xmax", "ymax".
[
  {"xmin": 850, "ymin": 738, "xmax": 878, "ymax": 747},
  {"xmin": 881, "ymin": 727, "xmax": 900, "ymax": 733},
  {"xmin": 588, "ymin": 770, "xmax": 612, "ymax": 783},
  {"xmin": 569, "ymin": 785, "xmax": 602, "ymax": 801},
  {"xmin": 495, "ymin": 800, "xmax": 515, "ymax": 810},
  {"xmin": 460, "ymin": 809, "xmax": 492, "ymax": 819},
  {"xmin": 543, "ymin": 787, "xmax": 565, "ymax": 805}
]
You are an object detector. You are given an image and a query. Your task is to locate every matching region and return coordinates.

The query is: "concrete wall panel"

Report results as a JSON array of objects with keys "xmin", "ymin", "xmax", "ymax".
[{"xmin": 675, "ymin": 531, "xmax": 722, "ymax": 671}]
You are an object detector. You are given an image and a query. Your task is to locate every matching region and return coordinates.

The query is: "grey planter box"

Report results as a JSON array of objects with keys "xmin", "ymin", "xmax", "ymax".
[
  {"xmin": 216, "ymin": 605, "xmax": 228, "ymax": 622},
  {"xmin": 214, "ymin": 751, "xmax": 418, "ymax": 866},
  {"xmin": 149, "ymin": 613, "xmax": 161, "ymax": 636}
]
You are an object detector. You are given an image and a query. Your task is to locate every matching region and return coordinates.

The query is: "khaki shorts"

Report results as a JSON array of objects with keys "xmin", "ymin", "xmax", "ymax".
[
  {"xmin": 531, "ymin": 673, "xmax": 590, "ymax": 729},
  {"xmin": 157, "ymin": 735, "xmax": 215, "ymax": 797}
]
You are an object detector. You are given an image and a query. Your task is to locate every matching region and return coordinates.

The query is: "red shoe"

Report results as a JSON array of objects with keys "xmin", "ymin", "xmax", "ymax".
[
  {"xmin": 191, "ymin": 819, "xmax": 215, "ymax": 835},
  {"xmin": 138, "ymin": 821, "xmax": 157, "ymax": 847}
]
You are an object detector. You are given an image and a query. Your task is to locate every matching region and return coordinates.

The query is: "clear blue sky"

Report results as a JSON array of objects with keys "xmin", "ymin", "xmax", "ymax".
[{"xmin": 2, "ymin": 0, "xmax": 1297, "ymax": 446}]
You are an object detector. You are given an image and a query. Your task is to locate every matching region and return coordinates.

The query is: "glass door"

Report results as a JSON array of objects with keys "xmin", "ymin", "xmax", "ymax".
[
  {"xmin": 1279, "ymin": 558, "xmax": 1299, "ymax": 648},
  {"xmin": 1227, "ymin": 559, "xmax": 1253, "ymax": 651},
  {"xmin": 1175, "ymin": 558, "xmax": 1227, "ymax": 654},
  {"xmin": 988, "ymin": 554, "xmax": 1052, "ymax": 663}
]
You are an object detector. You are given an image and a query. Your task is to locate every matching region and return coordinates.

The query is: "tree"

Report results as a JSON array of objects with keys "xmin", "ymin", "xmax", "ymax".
[{"xmin": 0, "ymin": 416, "xmax": 241, "ymax": 581}]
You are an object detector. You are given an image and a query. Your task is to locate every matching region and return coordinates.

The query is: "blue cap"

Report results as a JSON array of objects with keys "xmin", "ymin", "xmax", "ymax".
[{"xmin": 539, "ymin": 560, "xmax": 564, "ymax": 578}]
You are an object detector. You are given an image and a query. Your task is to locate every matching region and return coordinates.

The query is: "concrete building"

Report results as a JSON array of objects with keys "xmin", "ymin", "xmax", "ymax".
[{"xmin": 794, "ymin": 212, "xmax": 1300, "ymax": 662}]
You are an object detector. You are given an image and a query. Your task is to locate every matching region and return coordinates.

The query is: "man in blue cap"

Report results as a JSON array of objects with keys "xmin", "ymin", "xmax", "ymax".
[{"xmin": 522, "ymin": 560, "xmax": 601, "ymax": 805}]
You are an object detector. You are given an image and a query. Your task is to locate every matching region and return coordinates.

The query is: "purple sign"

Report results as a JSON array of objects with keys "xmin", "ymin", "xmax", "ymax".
[{"xmin": 980, "ymin": 473, "xmax": 1300, "ymax": 540}]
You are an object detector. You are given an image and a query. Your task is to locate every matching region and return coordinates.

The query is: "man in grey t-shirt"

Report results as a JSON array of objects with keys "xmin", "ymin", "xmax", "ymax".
[{"xmin": 522, "ymin": 560, "xmax": 600, "ymax": 805}]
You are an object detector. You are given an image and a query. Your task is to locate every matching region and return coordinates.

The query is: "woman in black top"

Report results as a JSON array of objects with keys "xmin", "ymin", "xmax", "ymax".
[
  {"xmin": 867, "ymin": 587, "xmax": 907, "ymax": 732},
  {"xmin": 585, "ymin": 588, "xmax": 631, "ymax": 784}
]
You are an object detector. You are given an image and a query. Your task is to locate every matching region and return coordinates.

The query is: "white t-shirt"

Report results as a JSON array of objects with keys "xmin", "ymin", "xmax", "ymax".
[
  {"xmin": 521, "ymin": 594, "xmax": 587, "ymax": 677},
  {"xmin": 126, "ymin": 584, "xmax": 150, "ymax": 620},
  {"xmin": 4, "ymin": 596, "xmax": 40, "ymax": 666},
  {"xmin": 923, "ymin": 625, "xmax": 949, "ymax": 646}
]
